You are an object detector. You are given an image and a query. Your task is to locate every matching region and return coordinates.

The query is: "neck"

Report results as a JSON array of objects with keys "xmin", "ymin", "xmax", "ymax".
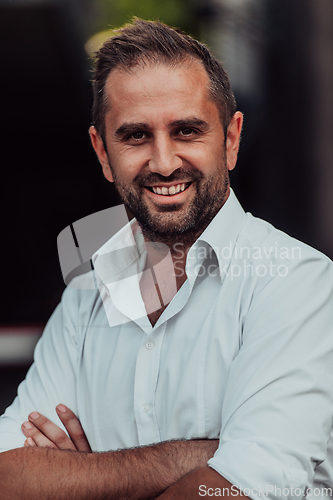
[
  {"xmin": 143, "ymin": 240, "xmax": 188, "ymax": 289},
  {"xmin": 135, "ymin": 185, "xmax": 231, "ymax": 291}
]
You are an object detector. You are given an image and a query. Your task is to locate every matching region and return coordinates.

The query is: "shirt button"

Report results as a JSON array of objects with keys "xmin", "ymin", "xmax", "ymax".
[
  {"xmin": 142, "ymin": 404, "xmax": 150, "ymax": 412},
  {"xmin": 145, "ymin": 341, "xmax": 154, "ymax": 350}
]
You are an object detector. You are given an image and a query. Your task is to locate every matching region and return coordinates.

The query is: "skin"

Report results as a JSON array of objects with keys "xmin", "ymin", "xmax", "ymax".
[
  {"xmin": 90, "ymin": 60, "xmax": 242, "ymax": 325},
  {"xmin": 89, "ymin": 60, "xmax": 243, "ymax": 250},
  {"xmin": 22, "ymin": 405, "xmax": 92, "ymax": 452},
  {"xmin": 18, "ymin": 407, "xmax": 245, "ymax": 499},
  {"xmin": 0, "ymin": 61, "xmax": 246, "ymax": 498}
]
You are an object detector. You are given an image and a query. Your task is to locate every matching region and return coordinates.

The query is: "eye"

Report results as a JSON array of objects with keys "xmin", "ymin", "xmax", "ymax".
[
  {"xmin": 130, "ymin": 131, "xmax": 146, "ymax": 141},
  {"xmin": 178, "ymin": 128, "xmax": 196, "ymax": 137}
]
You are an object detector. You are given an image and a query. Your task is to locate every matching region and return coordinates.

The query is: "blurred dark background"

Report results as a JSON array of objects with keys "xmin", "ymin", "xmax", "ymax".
[{"xmin": 1, "ymin": 0, "xmax": 333, "ymax": 413}]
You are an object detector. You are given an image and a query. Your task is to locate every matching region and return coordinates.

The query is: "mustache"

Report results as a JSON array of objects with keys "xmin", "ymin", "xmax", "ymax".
[{"xmin": 135, "ymin": 167, "xmax": 203, "ymax": 187}]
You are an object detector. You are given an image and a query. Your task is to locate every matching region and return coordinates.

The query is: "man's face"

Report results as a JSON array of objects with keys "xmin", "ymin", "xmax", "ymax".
[{"xmin": 90, "ymin": 60, "xmax": 242, "ymax": 246}]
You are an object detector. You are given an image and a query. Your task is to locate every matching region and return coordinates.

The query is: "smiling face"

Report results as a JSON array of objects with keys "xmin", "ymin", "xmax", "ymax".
[{"xmin": 89, "ymin": 60, "xmax": 243, "ymax": 247}]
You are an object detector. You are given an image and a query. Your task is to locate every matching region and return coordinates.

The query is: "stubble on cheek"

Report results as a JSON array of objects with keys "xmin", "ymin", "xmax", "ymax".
[{"xmin": 107, "ymin": 156, "xmax": 229, "ymax": 245}]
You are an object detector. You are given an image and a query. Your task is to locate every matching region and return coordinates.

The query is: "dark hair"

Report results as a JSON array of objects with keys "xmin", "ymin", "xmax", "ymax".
[{"xmin": 92, "ymin": 18, "xmax": 237, "ymax": 140}]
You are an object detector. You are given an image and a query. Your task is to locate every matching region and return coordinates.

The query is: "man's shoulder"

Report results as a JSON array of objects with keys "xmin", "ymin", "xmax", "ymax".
[
  {"xmin": 67, "ymin": 269, "xmax": 97, "ymax": 291},
  {"xmin": 239, "ymin": 212, "xmax": 332, "ymax": 267},
  {"xmin": 59, "ymin": 271, "xmax": 104, "ymax": 325}
]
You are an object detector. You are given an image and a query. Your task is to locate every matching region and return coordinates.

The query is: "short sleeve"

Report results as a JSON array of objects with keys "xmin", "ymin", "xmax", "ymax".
[
  {"xmin": 208, "ymin": 254, "xmax": 333, "ymax": 500},
  {"xmin": 0, "ymin": 287, "xmax": 80, "ymax": 452}
]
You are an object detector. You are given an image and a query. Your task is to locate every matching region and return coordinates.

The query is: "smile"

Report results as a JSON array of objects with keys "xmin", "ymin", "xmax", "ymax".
[{"xmin": 147, "ymin": 182, "xmax": 192, "ymax": 196}]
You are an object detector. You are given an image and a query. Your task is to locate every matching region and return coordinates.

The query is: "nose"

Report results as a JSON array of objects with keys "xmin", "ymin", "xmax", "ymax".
[{"xmin": 148, "ymin": 133, "xmax": 183, "ymax": 176}]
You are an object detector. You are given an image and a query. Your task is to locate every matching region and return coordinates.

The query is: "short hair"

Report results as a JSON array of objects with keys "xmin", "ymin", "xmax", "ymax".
[{"xmin": 92, "ymin": 18, "xmax": 237, "ymax": 141}]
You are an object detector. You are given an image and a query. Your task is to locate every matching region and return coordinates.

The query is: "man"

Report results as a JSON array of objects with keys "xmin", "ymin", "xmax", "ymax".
[{"xmin": 0, "ymin": 18, "xmax": 333, "ymax": 500}]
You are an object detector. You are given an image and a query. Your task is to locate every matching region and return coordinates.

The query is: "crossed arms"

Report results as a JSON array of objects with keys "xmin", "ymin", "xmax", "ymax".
[
  {"xmin": 2, "ymin": 253, "xmax": 333, "ymax": 498},
  {"xmin": 0, "ymin": 405, "xmax": 243, "ymax": 500}
]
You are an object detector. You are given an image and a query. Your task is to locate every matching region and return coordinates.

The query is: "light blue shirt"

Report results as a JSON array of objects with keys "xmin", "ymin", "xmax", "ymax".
[{"xmin": 1, "ymin": 190, "xmax": 333, "ymax": 500}]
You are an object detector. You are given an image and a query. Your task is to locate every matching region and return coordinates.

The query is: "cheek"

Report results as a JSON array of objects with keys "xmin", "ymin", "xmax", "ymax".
[
  {"xmin": 185, "ymin": 148, "xmax": 222, "ymax": 174},
  {"xmin": 184, "ymin": 141, "xmax": 224, "ymax": 166},
  {"xmin": 110, "ymin": 148, "xmax": 149, "ymax": 180}
]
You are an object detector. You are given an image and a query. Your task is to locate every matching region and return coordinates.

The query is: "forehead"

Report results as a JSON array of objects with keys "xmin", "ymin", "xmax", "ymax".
[{"xmin": 103, "ymin": 60, "xmax": 219, "ymax": 127}]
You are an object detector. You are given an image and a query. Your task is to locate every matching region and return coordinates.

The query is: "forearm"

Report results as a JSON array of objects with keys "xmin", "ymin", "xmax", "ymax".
[
  {"xmin": 0, "ymin": 439, "xmax": 218, "ymax": 500},
  {"xmin": 156, "ymin": 466, "xmax": 249, "ymax": 499}
]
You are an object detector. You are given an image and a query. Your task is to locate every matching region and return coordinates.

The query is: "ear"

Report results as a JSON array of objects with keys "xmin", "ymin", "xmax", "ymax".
[
  {"xmin": 226, "ymin": 111, "xmax": 243, "ymax": 172},
  {"xmin": 89, "ymin": 126, "xmax": 114, "ymax": 182}
]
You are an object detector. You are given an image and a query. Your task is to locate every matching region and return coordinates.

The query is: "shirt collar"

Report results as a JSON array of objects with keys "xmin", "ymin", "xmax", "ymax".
[
  {"xmin": 93, "ymin": 188, "xmax": 246, "ymax": 287},
  {"xmin": 92, "ymin": 218, "xmax": 145, "ymax": 287},
  {"xmin": 188, "ymin": 189, "xmax": 247, "ymax": 283}
]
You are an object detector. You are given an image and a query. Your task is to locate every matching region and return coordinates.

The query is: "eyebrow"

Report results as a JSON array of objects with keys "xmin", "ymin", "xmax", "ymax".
[
  {"xmin": 169, "ymin": 118, "xmax": 210, "ymax": 131},
  {"xmin": 115, "ymin": 122, "xmax": 149, "ymax": 138},
  {"xmin": 115, "ymin": 117, "xmax": 210, "ymax": 138}
]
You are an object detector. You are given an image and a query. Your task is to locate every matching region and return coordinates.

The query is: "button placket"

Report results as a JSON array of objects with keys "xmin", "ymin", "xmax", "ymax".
[{"xmin": 133, "ymin": 324, "xmax": 166, "ymax": 446}]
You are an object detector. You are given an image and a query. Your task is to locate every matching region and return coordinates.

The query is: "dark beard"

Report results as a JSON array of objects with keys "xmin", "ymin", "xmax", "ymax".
[{"xmin": 110, "ymin": 164, "xmax": 229, "ymax": 247}]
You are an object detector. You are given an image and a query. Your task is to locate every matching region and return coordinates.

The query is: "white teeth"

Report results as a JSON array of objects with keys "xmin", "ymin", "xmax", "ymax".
[{"xmin": 151, "ymin": 183, "xmax": 188, "ymax": 196}]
